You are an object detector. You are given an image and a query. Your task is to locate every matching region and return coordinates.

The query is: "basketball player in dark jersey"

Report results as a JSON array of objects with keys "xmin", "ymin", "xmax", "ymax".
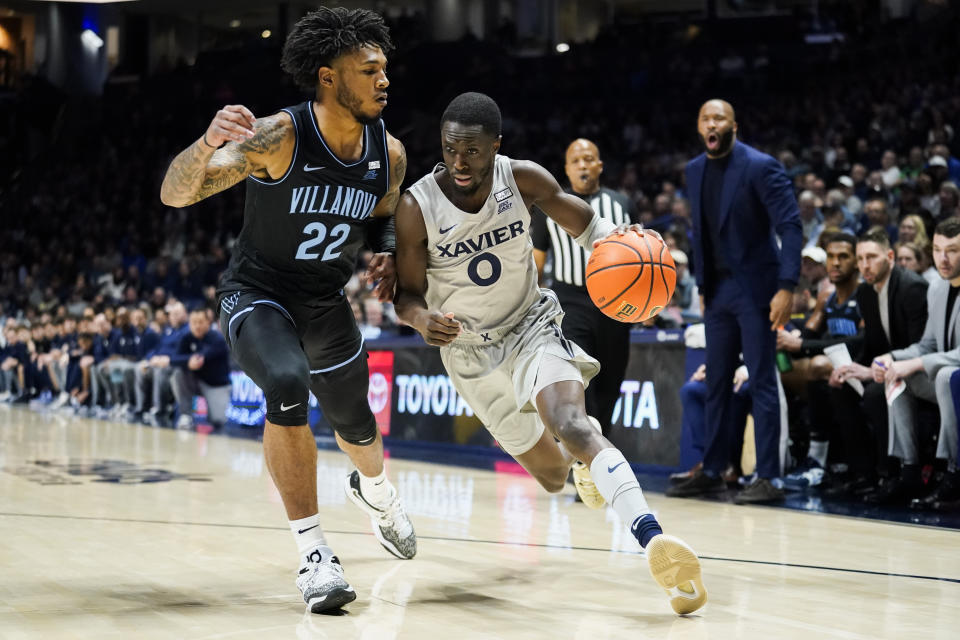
[
  {"xmin": 531, "ymin": 139, "xmax": 640, "ymax": 440},
  {"xmin": 776, "ymin": 233, "xmax": 862, "ymax": 487},
  {"xmin": 160, "ymin": 7, "xmax": 414, "ymax": 613}
]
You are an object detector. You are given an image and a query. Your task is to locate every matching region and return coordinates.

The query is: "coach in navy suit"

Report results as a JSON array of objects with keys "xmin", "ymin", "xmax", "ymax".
[{"xmin": 668, "ymin": 99, "xmax": 802, "ymax": 504}]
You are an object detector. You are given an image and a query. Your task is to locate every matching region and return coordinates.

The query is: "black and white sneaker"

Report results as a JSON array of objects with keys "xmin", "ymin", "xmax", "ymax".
[
  {"xmin": 296, "ymin": 547, "xmax": 356, "ymax": 613},
  {"xmin": 345, "ymin": 470, "xmax": 417, "ymax": 559}
]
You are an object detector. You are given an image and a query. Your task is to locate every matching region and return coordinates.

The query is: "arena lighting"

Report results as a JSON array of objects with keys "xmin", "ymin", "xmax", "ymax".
[
  {"xmin": 229, "ymin": 19, "xmax": 241, "ymax": 28},
  {"xmin": 81, "ymin": 29, "xmax": 104, "ymax": 49},
  {"xmin": 555, "ymin": 42, "xmax": 570, "ymax": 53},
  {"xmin": 261, "ymin": 30, "xmax": 272, "ymax": 39}
]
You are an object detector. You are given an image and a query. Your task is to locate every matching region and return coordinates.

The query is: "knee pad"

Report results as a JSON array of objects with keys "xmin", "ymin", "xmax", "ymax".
[
  {"xmin": 263, "ymin": 363, "xmax": 310, "ymax": 427},
  {"xmin": 333, "ymin": 416, "xmax": 378, "ymax": 446}
]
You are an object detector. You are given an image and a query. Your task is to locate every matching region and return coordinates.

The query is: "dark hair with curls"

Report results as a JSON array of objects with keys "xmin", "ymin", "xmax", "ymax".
[{"xmin": 281, "ymin": 7, "xmax": 394, "ymax": 92}]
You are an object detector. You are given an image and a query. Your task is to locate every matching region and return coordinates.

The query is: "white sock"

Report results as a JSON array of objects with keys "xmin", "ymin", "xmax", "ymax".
[
  {"xmin": 590, "ymin": 448, "xmax": 652, "ymax": 525},
  {"xmin": 808, "ymin": 441, "xmax": 829, "ymax": 467},
  {"xmin": 289, "ymin": 514, "xmax": 327, "ymax": 560},
  {"xmin": 359, "ymin": 468, "xmax": 393, "ymax": 507}
]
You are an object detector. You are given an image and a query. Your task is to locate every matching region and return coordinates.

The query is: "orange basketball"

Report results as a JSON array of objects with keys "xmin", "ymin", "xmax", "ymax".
[{"xmin": 585, "ymin": 230, "xmax": 677, "ymax": 323}]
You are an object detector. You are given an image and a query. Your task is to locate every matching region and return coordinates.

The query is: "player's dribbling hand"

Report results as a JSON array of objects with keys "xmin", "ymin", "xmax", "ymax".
[
  {"xmin": 365, "ymin": 253, "xmax": 397, "ymax": 302},
  {"xmin": 592, "ymin": 224, "xmax": 660, "ymax": 248},
  {"xmin": 418, "ymin": 311, "xmax": 461, "ymax": 346},
  {"xmin": 203, "ymin": 105, "xmax": 256, "ymax": 148}
]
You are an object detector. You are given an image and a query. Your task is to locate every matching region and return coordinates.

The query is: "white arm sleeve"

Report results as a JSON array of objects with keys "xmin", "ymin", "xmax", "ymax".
[{"xmin": 574, "ymin": 214, "xmax": 617, "ymax": 251}]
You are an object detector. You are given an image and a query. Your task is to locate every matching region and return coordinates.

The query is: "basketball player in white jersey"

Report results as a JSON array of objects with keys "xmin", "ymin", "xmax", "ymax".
[{"xmin": 394, "ymin": 93, "xmax": 707, "ymax": 615}]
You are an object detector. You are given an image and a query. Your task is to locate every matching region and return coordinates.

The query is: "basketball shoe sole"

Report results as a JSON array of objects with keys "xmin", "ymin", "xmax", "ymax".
[{"xmin": 645, "ymin": 534, "xmax": 707, "ymax": 614}]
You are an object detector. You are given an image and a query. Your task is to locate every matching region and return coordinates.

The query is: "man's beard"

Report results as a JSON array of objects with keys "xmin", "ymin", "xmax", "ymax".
[
  {"xmin": 337, "ymin": 83, "xmax": 382, "ymax": 125},
  {"xmin": 701, "ymin": 129, "xmax": 735, "ymax": 157}
]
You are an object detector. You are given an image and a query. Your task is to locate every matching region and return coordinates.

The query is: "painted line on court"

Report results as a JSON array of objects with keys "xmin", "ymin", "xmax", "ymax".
[{"xmin": 2, "ymin": 510, "xmax": 959, "ymax": 585}]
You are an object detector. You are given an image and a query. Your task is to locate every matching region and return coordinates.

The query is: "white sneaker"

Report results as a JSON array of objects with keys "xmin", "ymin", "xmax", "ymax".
[
  {"xmin": 296, "ymin": 546, "xmax": 356, "ymax": 613},
  {"xmin": 50, "ymin": 391, "xmax": 70, "ymax": 410},
  {"xmin": 344, "ymin": 470, "xmax": 417, "ymax": 559},
  {"xmin": 176, "ymin": 414, "xmax": 193, "ymax": 430}
]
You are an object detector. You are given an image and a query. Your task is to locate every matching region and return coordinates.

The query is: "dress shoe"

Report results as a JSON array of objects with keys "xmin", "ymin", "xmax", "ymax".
[
  {"xmin": 721, "ymin": 465, "xmax": 741, "ymax": 486},
  {"xmin": 665, "ymin": 470, "xmax": 727, "ymax": 498},
  {"xmin": 822, "ymin": 475, "xmax": 876, "ymax": 498},
  {"xmin": 910, "ymin": 471, "xmax": 960, "ymax": 511},
  {"xmin": 863, "ymin": 476, "xmax": 922, "ymax": 505},
  {"xmin": 733, "ymin": 478, "xmax": 785, "ymax": 504},
  {"xmin": 669, "ymin": 462, "xmax": 703, "ymax": 485}
]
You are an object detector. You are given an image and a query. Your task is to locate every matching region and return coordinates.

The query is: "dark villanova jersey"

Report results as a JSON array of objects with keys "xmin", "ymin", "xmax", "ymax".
[
  {"xmin": 824, "ymin": 290, "xmax": 861, "ymax": 337},
  {"xmin": 220, "ymin": 101, "xmax": 390, "ymax": 300}
]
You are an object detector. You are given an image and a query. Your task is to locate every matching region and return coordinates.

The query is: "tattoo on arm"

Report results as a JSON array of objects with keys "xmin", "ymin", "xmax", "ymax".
[
  {"xmin": 374, "ymin": 138, "xmax": 408, "ymax": 215},
  {"xmin": 160, "ymin": 115, "xmax": 287, "ymax": 208}
]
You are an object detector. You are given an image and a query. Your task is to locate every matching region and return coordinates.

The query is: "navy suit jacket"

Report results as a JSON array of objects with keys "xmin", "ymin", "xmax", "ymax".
[{"xmin": 686, "ymin": 141, "xmax": 803, "ymax": 307}]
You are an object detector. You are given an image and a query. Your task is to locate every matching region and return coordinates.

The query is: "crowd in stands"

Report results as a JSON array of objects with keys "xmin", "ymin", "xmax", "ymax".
[{"xmin": 2, "ymin": 3, "xmax": 960, "ymax": 509}]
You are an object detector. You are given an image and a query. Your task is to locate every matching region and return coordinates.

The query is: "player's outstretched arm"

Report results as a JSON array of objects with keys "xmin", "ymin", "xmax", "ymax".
[
  {"xmin": 364, "ymin": 134, "xmax": 407, "ymax": 302},
  {"xmin": 512, "ymin": 160, "xmax": 597, "ymax": 238},
  {"xmin": 393, "ymin": 193, "xmax": 461, "ymax": 346},
  {"xmin": 160, "ymin": 106, "xmax": 293, "ymax": 208},
  {"xmin": 513, "ymin": 159, "xmax": 650, "ymax": 248}
]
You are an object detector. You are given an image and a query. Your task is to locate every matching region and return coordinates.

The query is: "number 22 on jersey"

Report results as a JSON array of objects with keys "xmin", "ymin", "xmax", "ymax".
[{"xmin": 295, "ymin": 222, "xmax": 351, "ymax": 261}]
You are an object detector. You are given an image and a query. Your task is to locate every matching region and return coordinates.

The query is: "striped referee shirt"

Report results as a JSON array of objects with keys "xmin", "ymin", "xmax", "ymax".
[{"xmin": 531, "ymin": 187, "xmax": 639, "ymax": 289}]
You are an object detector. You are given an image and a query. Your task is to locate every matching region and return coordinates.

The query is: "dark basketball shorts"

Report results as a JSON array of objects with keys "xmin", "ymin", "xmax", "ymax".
[{"xmin": 217, "ymin": 286, "xmax": 375, "ymax": 437}]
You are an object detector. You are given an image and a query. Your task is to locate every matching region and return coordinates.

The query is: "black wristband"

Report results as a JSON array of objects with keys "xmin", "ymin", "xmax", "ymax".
[
  {"xmin": 201, "ymin": 133, "xmax": 217, "ymax": 149},
  {"xmin": 366, "ymin": 216, "xmax": 396, "ymax": 254}
]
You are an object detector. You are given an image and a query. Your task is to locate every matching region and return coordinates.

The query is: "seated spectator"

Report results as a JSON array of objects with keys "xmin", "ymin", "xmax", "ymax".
[
  {"xmin": 66, "ymin": 332, "xmax": 97, "ymax": 411},
  {"xmin": 778, "ymin": 234, "xmax": 861, "ymax": 472},
  {"xmin": 0, "ymin": 326, "xmax": 26, "ymax": 402},
  {"xmin": 670, "ymin": 363, "xmax": 748, "ymax": 485},
  {"xmin": 897, "ymin": 241, "xmax": 938, "ymax": 283},
  {"xmin": 826, "ymin": 228, "xmax": 928, "ymax": 497},
  {"xmin": 95, "ymin": 307, "xmax": 141, "ymax": 418},
  {"xmin": 136, "ymin": 301, "xmax": 188, "ymax": 425},
  {"xmin": 938, "ymin": 180, "xmax": 960, "ymax": 221},
  {"xmin": 898, "ymin": 214, "xmax": 930, "ymax": 248},
  {"xmin": 837, "ymin": 175, "xmax": 862, "ymax": 219},
  {"xmin": 170, "ymin": 307, "xmax": 230, "ymax": 429},
  {"xmin": 871, "ymin": 218, "xmax": 960, "ymax": 509},
  {"xmin": 860, "ymin": 197, "xmax": 899, "ymax": 242},
  {"xmin": 669, "ymin": 249, "xmax": 699, "ymax": 323},
  {"xmin": 359, "ymin": 297, "xmax": 385, "ymax": 340},
  {"xmin": 798, "ymin": 190, "xmax": 823, "ymax": 245},
  {"xmin": 800, "ymin": 246, "xmax": 829, "ymax": 300}
]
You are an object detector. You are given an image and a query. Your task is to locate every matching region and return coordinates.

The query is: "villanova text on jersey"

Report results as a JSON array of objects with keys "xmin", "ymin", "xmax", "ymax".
[
  {"xmin": 218, "ymin": 101, "xmax": 391, "ymax": 301},
  {"xmin": 288, "ymin": 184, "xmax": 379, "ymax": 219}
]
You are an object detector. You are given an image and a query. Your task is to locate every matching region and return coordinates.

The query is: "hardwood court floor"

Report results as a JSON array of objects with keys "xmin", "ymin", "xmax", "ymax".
[{"xmin": 1, "ymin": 406, "xmax": 958, "ymax": 640}]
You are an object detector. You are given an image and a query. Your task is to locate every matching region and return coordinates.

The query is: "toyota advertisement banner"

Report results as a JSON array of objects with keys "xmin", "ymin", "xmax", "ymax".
[{"xmin": 225, "ymin": 338, "xmax": 684, "ymax": 467}]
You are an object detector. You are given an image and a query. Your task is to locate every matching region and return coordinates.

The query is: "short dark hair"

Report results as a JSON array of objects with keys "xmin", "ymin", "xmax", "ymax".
[
  {"xmin": 281, "ymin": 7, "xmax": 394, "ymax": 92},
  {"xmin": 860, "ymin": 226, "xmax": 891, "ymax": 250},
  {"xmin": 441, "ymin": 92, "xmax": 502, "ymax": 138},
  {"xmin": 826, "ymin": 232, "xmax": 858, "ymax": 252},
  {"xmin": 934, "ymin": 217, "xmax": 960, "ymax": 239}
]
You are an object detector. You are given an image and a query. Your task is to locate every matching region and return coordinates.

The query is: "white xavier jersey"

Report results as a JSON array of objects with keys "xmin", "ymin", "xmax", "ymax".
[{"xmin": 407, "ymin": 155, "xmax": 541, "ymax": 342}]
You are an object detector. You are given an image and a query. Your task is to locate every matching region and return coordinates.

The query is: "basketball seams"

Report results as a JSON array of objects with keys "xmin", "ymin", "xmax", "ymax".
[
  {"xmin": 635, "ymin": 234, "xmax": 657, "ymax": 319},
  {"xmin": 586, "ymin": 262, "xmax": 676, "ymax": 276},
  {"xmin": 603, "ymin": 239, "xmax": 644, "ymax": 259},
  {"xmin": 596, "ymin": 262, "xmax": 644, "ymax": 310}
]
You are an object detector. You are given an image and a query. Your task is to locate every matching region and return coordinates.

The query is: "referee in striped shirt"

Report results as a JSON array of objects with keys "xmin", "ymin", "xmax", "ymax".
[{"xmin": 531, "ymin": 138, "xmax": 640, "ymax": 438}]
